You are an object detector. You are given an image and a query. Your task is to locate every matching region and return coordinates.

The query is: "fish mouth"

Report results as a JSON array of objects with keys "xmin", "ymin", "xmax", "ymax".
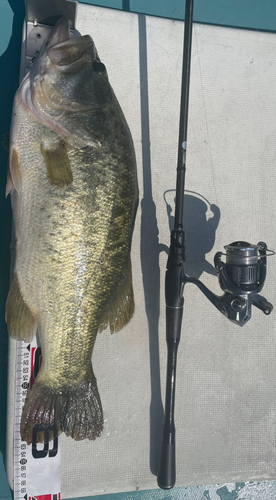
[
  {"xmin": 48, "ymin": 35, "xmax": 94, "ymax": 70},
  {"xmin": 43, "ymin": 17, "xmax": 95, "ymax": 70},
  {"xmin": 45, "ymin": 16, "xmax": 72, "ymax": 50}
]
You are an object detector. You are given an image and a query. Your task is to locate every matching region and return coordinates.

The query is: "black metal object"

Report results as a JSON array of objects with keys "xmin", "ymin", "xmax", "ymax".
[{"xmin": 157, "ymin": 0, "xmax": 274, "ymax": 491}]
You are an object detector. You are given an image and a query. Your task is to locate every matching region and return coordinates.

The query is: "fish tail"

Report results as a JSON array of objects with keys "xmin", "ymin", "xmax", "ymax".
[{"xmin": 21, "ymin": 370, "xmax": 103, "ymax": 445}]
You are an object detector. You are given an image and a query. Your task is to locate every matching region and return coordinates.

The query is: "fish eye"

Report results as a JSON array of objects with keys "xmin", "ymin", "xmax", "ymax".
[{"xmin": 93, "ymin": 61, "xmax": 106, "ymax": 75}]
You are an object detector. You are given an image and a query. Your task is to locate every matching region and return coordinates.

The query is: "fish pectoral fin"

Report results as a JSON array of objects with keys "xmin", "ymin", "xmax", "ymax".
[
  {"xmin": 6, "ymin": 147, "xmax": 22, "ymax": 196},
  {"xmin": 99, "ymin": 259, "xmax": 135, "ymax": 334},
  {"xmin": 41, "ymin": 140, "xmax": 73, "ymax": 188},
  {"xmin": 6, "ymin": 272, "xmax": 37, "ymax": 342}
]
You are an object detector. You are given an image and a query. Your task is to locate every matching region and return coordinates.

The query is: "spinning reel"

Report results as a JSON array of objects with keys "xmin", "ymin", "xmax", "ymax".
[{"xmin": 183, "ymin": 240, "xmax": 274, "ymax": 326}]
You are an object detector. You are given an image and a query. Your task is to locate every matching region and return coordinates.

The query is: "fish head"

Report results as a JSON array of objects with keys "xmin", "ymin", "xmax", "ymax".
[
  {"xmin": 21, "ymin": 17, "xmax": 115, "ymax": 144},
  {"xmin": 32, "ymin": 17, "xmax": 111, "ymax": 110}
]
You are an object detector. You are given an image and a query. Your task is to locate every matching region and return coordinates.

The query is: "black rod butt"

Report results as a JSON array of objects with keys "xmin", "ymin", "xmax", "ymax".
[{"xmin": 157, "ymin": 440, "xmax": 176, "ymax": 489}]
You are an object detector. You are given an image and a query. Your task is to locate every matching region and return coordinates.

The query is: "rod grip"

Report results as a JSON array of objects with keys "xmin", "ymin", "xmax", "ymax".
[{"xmin": 157, "ymin": 315, "xmax": 181, "ymax": 490}]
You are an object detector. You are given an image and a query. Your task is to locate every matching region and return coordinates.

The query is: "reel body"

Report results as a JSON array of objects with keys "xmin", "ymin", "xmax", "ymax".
[{"xmin": 183, "ymin": 240, "xmax": 273, "ymax": 326}]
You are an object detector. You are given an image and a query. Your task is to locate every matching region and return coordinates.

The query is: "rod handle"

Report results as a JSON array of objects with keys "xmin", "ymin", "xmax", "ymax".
[{"xmin": 157, "ymin": 325, "xmax": 181, "ymax": 490}]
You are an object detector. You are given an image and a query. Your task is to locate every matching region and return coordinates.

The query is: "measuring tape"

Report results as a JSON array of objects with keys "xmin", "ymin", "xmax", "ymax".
[{"xmin": 13, "ymin": 336, "xmax": 61, "ymax": 500}]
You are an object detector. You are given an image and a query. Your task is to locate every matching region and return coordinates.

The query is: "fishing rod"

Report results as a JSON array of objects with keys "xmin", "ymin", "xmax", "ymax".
[
  {"xmin": 157, "ymin": 0, "xmax": 194, "ymax": 489},
  {"xmin": 157, "ymin": 0, "xmax": 274, "ymax": 490}
]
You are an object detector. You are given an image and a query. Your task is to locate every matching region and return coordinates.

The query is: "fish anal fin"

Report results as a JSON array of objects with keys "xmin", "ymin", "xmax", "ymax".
[
  {"xmin": 6, "ymin": 272, "xmax": 37, "ymax": 342},
  {"xmin": 41, "ymin": 140, "xmax": 73, "ymax": 188},
  {"xmin": 99, "ymin": 260, "xmax": 135, "ymax": 334}
]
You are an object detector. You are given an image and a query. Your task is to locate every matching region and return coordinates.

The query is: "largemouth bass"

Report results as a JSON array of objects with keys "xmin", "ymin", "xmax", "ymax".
[{"xmin": 6, "ymin": 17, "xmax": 138, "ymax": 444}]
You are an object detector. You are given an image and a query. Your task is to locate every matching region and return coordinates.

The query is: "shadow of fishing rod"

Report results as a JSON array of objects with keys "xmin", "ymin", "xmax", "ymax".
[{"xmin": 138, "ymin": 14, "xmax": 168, "ymax": 476}]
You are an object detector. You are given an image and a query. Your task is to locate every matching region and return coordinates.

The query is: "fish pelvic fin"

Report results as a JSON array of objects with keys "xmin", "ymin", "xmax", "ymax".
[
  {"xmin": 6, "ymin": 272, "xmax": 37, "ymax": 342},
  {"xmin": 41, "ymin": 139, "xmax": 73, "ymax": 188},
  {"xmin": 99, "ymin": 258, "xmax": 134, "ymax": 334},
  {"xmin": 20, "ymin": 368, "xmax": 103, "ymax": 445}
]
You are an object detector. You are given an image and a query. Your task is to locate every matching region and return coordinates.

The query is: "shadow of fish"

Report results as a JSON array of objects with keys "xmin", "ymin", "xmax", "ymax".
[{"xmin": 5, "ymin": 17, "xmax": 138, "ymax": 444}]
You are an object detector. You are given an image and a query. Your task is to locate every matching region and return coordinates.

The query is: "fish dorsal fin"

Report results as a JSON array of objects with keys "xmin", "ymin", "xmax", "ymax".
[
  {"xmin": 41, "ymin": 140, "xmax": 73, "ymax": 188},
  {"xmin": 99, "ymin": 260, "xmax": 134, "ymax": 334},
  {"xmin": 6, "ymin": 147, "xmax": 22, "ymax": 196}
]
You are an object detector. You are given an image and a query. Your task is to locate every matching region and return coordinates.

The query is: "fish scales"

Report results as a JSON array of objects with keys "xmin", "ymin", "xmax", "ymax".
[{"xmin": 6, "ymin": 18, "xmax": 138, "ymax": 443}]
